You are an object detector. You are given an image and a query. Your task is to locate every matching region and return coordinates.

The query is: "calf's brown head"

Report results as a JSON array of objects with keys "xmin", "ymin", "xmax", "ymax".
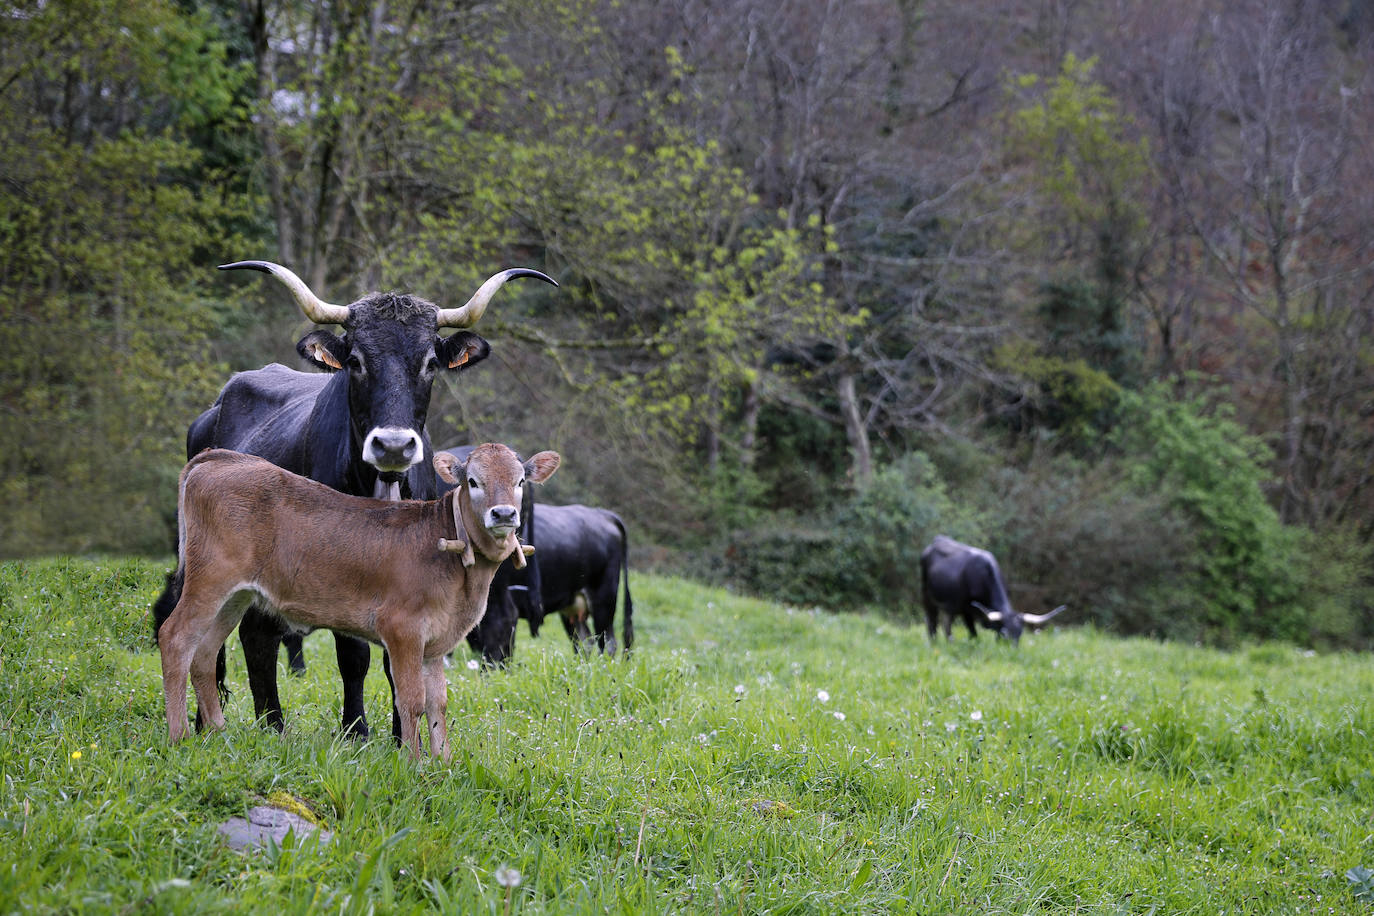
[{"xmin": 434, "ymin": 444, "xmax": 559, "ymax": 564}]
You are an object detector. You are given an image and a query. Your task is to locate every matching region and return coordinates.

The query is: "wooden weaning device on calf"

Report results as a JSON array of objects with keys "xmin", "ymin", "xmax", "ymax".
[{"xmin": 157, "ymin": 444, "xmax": 559, "ymax": 759}]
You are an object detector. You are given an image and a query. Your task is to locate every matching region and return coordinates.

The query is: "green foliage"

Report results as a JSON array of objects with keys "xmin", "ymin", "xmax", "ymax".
[
  {"xmin": 1007, "ymin": 54, "xmax": 1148, "ymax": 430},
  {"xmin": 0, "ymin": 0, "xmax": 256, "ymax": 557},
  {"xmin": 1008, "ymin": 53, "xmax": 1149, "ymax": 235},
  {"xmin": 3, "ymin": 557, "xmax": 1374, "ymax": 912},
  {"xmin": 723, "ymin": 452, "xmax": 986, "ymax": 610},
  {"xmin": 973, "ymin": 454, "xmax": 1199, "ymax": 639},
  {"xmin": 992, "ymin": 338, "xmax": 1123, "ymax": 441},
  {"xmin": 1114, "ymin": 386, "xmax": 1311, "ymax": 644}
]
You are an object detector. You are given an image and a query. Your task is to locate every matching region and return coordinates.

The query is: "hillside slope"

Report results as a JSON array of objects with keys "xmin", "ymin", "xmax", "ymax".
[{"xmin": 1, "ymin": 557, "xmax": 1370, "ymax": 913}]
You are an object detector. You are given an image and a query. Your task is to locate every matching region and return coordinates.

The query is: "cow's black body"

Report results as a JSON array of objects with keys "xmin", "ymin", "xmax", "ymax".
[
  {"xmin": 920, "ymin": 535, "xmax": 1062, "ymax": 644},
  {"xmin": 449, "ymin": 443, "xmax": 633, "ymax": 661},
  {"xmin": 151, "ymin": 262, "xmax": 555, "ymax": 739},
  {"xmin": 522, "ymin": 503, "xmax": 634, "ymax": 656},
  {"xmin": 444, "ymin": 445, "xmax": 544, "ymax": 665}
]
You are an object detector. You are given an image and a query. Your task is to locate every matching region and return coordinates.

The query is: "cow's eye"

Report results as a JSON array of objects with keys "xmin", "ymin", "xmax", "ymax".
[
  {"xmin": 425, "ymin": 356, "xmax": 441, "ymax": 374},
  {"xmin": 467, "ymin": 477, "xmax": 479, "ymax": 490},
  {"xmin": 347, "ymin": 354, "xmax": 365, "ymax": 374}
]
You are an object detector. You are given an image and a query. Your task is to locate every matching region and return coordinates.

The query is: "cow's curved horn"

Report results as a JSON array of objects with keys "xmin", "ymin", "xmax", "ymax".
[
  {"xmin": 219, "ymin": 261, "xmax": 351, "ymax": 326},
  {"xmin": 1021, "ymin": 605, "xmax": 1067, "ymax": 626},
  {"xmin": 434, "ymin": 268, "xmax": 558, "ymax": 329},
  {"xmin": 971, "ymin": 601, "xmax": 1003, "ymax": 624}
]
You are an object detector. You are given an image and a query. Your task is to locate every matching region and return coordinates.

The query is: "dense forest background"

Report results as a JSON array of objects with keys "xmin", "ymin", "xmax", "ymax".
[{"xmin": 4, "ymin": 0, "xmax": 1373, "ymax": 648}]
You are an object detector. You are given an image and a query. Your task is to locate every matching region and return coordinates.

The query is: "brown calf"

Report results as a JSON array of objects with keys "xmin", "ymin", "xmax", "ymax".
[{"xmin": 158, "ymin": 444, "xmax": 559, "ymax": 758}]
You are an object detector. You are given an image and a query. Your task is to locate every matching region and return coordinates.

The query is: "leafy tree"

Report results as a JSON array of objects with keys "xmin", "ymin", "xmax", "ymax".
[{"xmin": 0, "ymin": 0, "xmax": 254, "ymax": 555}]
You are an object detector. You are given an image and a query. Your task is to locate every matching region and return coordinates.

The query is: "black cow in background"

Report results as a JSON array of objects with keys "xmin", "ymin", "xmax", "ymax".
[
  {"xmin": 919, "ymin": 535, "xmax": 1066, "ymax": 644},
  {"xmin": 444, "ymin": 446, "xmax": 633, "ymax": 663},
  {"xmin": 440, "ymin": 444, "xmax": 544, "ymax": 666},
  {"xmin": 519, "ymin": 503, "xmax": 635, "ymax": 656},
  {"xmin": 151, "ymin": 260, "xmax": 555, "ymax": 738}
]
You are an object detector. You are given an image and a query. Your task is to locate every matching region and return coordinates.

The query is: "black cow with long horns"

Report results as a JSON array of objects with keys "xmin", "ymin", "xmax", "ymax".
[
  {"xmin": 152, "ymin": 260, "xmax": 555, "ymax": 739},
  {"xmin": 919, "ymin": 535, "xmax": 1066, "ymax": 645}
]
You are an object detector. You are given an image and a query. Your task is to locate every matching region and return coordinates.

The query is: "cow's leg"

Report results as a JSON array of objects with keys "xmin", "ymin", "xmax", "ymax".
[
  {"xmin": 160, "ymin": 579, "xmax": 236, "ymax": 743},
  {"xmin": 283, "ymin": 632, "xmax": 306, "ymax": 676},
  {"xmin": 238, "ymin": 607, "xmax": 288, "ymax": 732},
  {"xmin": 587, "ymin": 582, "xmax": 618, "ymax": 656},
  {"xmin": 379, "ymin": 634, "xmax": 425, "ymax": 759},
  {"xmin": 423, "ymin": 657, "xmax": 450, "ymax": 760},
  {"xmin": 942, "ymin": 612, "xmax": 954, "ymax": 642},
  {"xmin": 335, "ymin": 633, "xmax": 372, "ymax": 740},
  {"xmin": 488, "ymin": 589, "xmax": 519, "ymax": 664},
  {"xmin": 189, "ymin": 592, "xmax": 253, "ymax": 734},
  {"xmin": 466, "ymin": 588, "xmax": 518, "ymax": 666},
  {"xmin": 560, "ymin": 595, "xmax": 594, "ymax": 655},
  {"xmin": 381, "ymin": 650, "xmax": 402, "ymax": 746},
  {"xmin": 961, "ymin": 606, "xmax": 979, "ymax": 640}
]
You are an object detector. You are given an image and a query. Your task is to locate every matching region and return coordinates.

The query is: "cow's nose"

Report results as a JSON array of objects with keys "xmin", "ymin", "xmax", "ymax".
[
  {"xmin": 375, "ymin": 431, "xmax": 418, "ymax": 460},
  {"xmin": 489, "ymin": 505, "xmax": 518, "ymax": 528},
  {"xmin": 364, "ymin": 427, "xmax": 423, "ymax": 470}
]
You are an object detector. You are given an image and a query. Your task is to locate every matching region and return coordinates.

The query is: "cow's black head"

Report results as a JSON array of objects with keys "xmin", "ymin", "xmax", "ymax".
[
  {"xmin": 296, "ymin": 294, "xmax": 489, "ymax": 475},
  {"xmin": 221, "ymin": 261, "xmax": 556, "ymax": 479},
  {"xmin": 973, "ymin": 601, "xmax": 1067, "ymax": 645}
]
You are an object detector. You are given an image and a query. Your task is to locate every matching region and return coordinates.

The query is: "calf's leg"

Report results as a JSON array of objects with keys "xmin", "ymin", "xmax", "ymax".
[
  {"xmin": 189, "ymin": 592, "xmax": 253, "ymax": 733},
  {"xmin": 423, "ymin": 657, "xmax": 450, "ymax": 760},
  {"xmin": 380, "ymin": 634, "xmax": 426, "ymax": 758},
  {"xmin": 160, "ymin": 581, "xmax": 243, "ymax": 742}
]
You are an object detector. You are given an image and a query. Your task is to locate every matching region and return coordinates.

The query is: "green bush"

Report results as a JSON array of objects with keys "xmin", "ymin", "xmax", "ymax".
[
  {"xmin": 975, "ymin": 455, "xmax": 1199, "ymax": 639},
  {"xmin": 1113, "ymin": 386, "xmax": 1315, "ymax": 645},
  {"xmin": 722, "ymin": 452, "xmax": 985, "ymax": 611}
]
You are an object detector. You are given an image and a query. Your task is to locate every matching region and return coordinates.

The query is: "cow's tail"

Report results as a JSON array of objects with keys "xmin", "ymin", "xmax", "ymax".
[
  {"xmin": 612, "ymin": 512, "xmax": 634, "ymax": 656},
  {"xmin": 151, "ymin": 463, "xmax": 229, "ymax": 710}
]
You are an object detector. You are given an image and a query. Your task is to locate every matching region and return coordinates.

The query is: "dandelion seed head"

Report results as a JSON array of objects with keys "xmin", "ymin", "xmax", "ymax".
[
  {"xmin": 494, "ymin": 865, "xmax": 522, "ymax": 888},
  {"xmin": 467, "ymin": 659, "xmax": 481, "ymax": 670},
  {"xmin": 816, "ymin": 690, "xmax": 830, "ymax": 703}
]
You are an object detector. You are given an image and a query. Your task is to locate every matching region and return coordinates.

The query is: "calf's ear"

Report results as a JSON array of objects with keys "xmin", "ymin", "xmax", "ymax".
[
  {"xmin": 297, "ymin": 330, "xmax": 346, "ymax": 371},
  {"xmin": 436, "ymin": 331, "xmax": 491, "ymax": 371},
  {"xmin": 434, "ymin": 451, "xmax": 465, "ymax": 485},
  {"xmin": 524, "ymin": 450, "xmax": 560, "ymax": 484}
]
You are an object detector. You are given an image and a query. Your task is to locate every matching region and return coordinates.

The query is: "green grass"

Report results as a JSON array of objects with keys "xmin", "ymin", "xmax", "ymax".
[{"xmin": 1, "ymin": 556, "xmax": 1372, "ymax": 914}]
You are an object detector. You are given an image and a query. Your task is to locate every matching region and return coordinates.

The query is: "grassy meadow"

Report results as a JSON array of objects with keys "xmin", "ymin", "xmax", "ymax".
[{"xmin": 1, "ymin": 556, "xmax": 1372, "ymax": 914}]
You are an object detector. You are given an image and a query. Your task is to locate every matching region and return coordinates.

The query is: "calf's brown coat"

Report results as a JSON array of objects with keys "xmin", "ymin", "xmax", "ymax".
[{"xmin": 157, "ymin": 444, "xmax": 559, "ymax": 758}]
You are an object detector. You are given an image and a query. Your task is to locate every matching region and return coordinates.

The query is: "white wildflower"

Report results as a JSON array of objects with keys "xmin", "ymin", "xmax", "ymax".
[{"xmin": 816, "ymin": 690, "xmax": 830, "ymax": 703}]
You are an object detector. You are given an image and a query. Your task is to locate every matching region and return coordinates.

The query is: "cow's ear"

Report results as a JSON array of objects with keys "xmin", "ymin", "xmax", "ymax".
[
  {"xmin": 297, "ymin": 330, "xmax": 346, "ymax": 371},
  {"xmin": 433, "ymin": 450, "xmax": 465, "ymax": 485},
  {"xmin": 436, "ymin": 331, "xmax": 491, "ymax": 371},
  {"xmin": 524, "ymin": 450, "xmax": 560, "ymax": 485}
]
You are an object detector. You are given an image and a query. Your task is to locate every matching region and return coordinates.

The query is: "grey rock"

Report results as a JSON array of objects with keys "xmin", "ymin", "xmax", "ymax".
[{"xmin": 217, "ymin": 805, "xmax": 333, "ymax": 850}]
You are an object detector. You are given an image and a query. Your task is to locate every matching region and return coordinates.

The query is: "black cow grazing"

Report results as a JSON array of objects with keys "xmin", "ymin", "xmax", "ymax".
[
  {"xmin": 151, "ymin": 260, "xmax": 555, "ymax": 739},
  {"xmin": 919, "ymin": 535, "xmax": 1065, "ymax": 644}
]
